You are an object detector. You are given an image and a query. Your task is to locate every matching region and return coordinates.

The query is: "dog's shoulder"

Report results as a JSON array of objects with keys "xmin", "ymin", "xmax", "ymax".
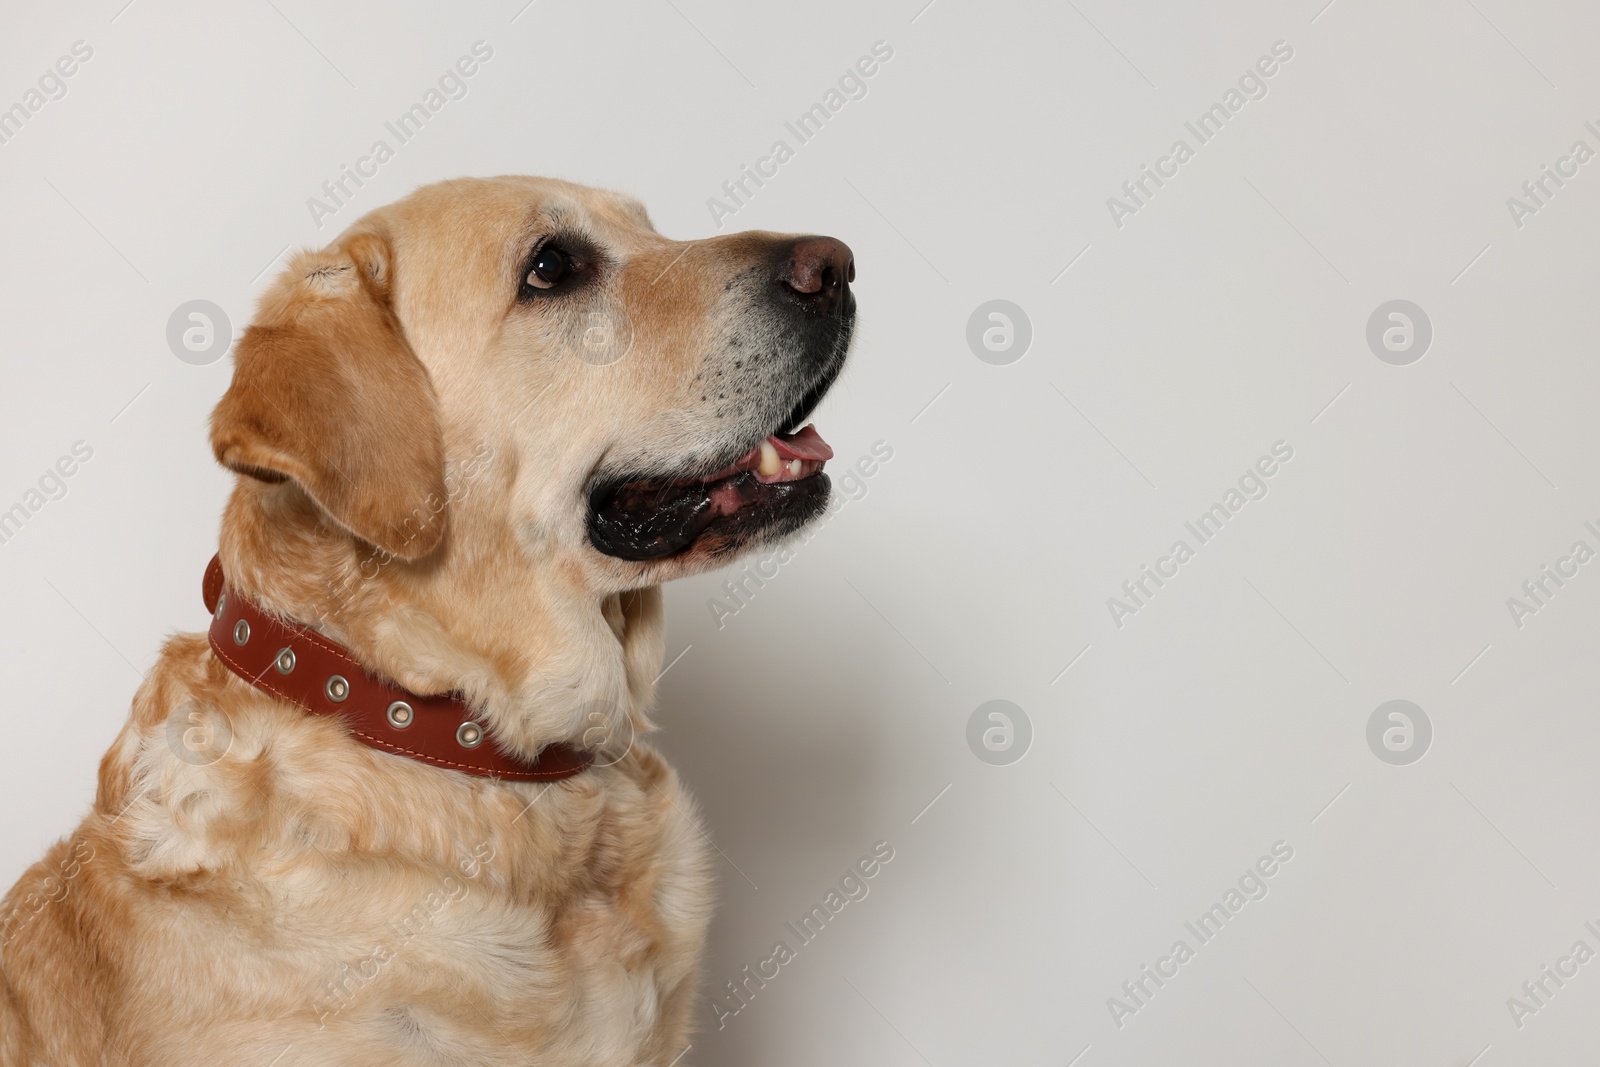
[{"xmin": 0, "ymin": 633, "xmax": 714, "ymax": 1060}]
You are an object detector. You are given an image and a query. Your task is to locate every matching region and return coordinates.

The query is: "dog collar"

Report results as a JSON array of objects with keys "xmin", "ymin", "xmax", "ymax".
[{"xmin": 202, "ymin": 555, "xmax": 592, "ymax": 782}]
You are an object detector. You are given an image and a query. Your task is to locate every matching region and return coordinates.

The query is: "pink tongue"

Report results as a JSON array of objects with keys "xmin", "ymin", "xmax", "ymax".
[
  {"xmin": 700, "ymin": 425, "xmax": 835, "ymax": 482},
  {"xmin": 770, "ymin": 424, "xmax": 833, "ymax": 461}
]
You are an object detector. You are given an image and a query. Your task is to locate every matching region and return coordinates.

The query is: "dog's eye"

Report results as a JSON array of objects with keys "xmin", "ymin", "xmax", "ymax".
[{"xmin": 526, "ymin": 245, "xmax": 570, "ymax": 289}]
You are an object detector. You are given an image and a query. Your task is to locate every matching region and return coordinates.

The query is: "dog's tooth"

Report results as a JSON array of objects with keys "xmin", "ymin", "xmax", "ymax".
[
  {"xmin": 759, "ymin": 441, "xmax": 782, "ymax": 476},
  {"xmin": 786, "ymin": 459, "xmax": 801, "ymax": 478}
]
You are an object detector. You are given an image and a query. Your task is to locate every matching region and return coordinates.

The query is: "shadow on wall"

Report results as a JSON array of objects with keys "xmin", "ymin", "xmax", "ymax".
[
  {"xmin": 652, "ymin": 614, "xmax": 901, "ymax": 1064},
  {"xmin": 653, "ymin": 622, "xmax": 895, "ymax": 861}
]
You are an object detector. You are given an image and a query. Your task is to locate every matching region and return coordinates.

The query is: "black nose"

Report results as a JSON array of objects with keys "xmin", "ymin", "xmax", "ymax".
[{"xmin": 777, "ymin": 236, "xmax": 855, "ymax": 316}]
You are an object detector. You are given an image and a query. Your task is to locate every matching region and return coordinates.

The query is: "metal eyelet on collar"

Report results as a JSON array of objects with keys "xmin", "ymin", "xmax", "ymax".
[
  {"xmin": 200, "ymin": 554, "xmax": 592, "ymax": 784},
  {"xmin": 386, "ymin": 701, "xmax": 414, "ymax": 729}
]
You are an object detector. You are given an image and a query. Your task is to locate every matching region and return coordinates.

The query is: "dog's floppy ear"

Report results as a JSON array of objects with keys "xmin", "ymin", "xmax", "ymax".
[{"xmin": 210, "ymin": 229, "xmax": 449, "ymax": 560}]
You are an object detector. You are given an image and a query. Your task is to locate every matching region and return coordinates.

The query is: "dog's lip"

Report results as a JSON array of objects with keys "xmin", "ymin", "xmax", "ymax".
[
  {"xmin": 694, "ymin": 425, "xmax": 833, "ymax": 484},
  {"xmin": 779, "ymin": 331, "xmax": 850, "ymax": 434},
  {"xmin": 587, "ymin": 469, "xmax": 830, "ymax": 561},
  {"xmin": 585, "ymin": 425, "xmax": 834, "ymax": 561},
  {"xmin": 610, "ymin": 423, "xmax": 833, "ymax": 493}
]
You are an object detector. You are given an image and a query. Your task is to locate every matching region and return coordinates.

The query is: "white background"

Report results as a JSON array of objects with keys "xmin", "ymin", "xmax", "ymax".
[{"xmin": 2, "ymin": 1, "xmax": 1597, "ymax": 1063}]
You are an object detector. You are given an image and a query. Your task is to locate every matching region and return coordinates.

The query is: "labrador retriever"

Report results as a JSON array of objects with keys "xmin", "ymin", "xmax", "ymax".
[{"xmin": 0, "ymin": 175, "xmax": 854, "ymax": 1065}]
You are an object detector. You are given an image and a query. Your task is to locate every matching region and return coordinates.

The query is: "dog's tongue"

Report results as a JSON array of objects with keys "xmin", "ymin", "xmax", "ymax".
[
  {"xmin": 769, "ymin": 425, "xmax": 833, "ymax": 462},
  {"xmin": 703, "ymin": 424, "xmax": 834, "ymax": 481},
  {"xmin": 741, "ymin": 424, "xmax": 833, "ymax": 484}
]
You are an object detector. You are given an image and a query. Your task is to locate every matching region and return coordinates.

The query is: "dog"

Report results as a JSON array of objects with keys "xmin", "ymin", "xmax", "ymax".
[{"xmin": 0, "ymin": 175, "xmax": 855, "ymax": 1064}]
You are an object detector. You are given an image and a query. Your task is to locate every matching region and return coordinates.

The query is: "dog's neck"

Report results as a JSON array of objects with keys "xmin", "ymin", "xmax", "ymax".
[{"xmin": 214, "ymin": 479, "xmax": 663, "ymax": 762}]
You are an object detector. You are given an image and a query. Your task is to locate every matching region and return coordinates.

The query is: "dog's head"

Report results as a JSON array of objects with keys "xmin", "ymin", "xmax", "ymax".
[{"xmin": 208, "ymin": 176, "xmax": 855, "ymax": 753}]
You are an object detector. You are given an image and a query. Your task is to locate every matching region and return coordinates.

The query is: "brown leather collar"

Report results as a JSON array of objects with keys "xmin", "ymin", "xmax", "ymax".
[{"xmin": 202, "ymin": 555, "xmax": 592, "ymax": 782}]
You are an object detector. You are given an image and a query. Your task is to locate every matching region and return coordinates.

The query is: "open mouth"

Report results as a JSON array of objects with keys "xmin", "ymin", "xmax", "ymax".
[{"xmin": 588, "ymin": 425, "xmax": 835, "ymax": 561}]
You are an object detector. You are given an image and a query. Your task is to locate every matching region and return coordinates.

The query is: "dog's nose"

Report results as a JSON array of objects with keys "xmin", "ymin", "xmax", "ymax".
[{"xmin": 778, "ymin": 236, "xmax": 855, "ymax": 315}]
